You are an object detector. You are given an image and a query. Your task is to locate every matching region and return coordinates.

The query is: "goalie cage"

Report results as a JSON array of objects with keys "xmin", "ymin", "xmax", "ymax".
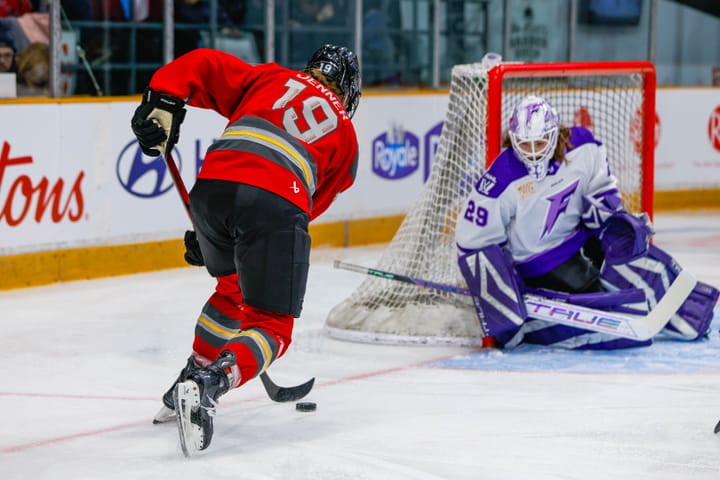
[{"xmin": 325, "ymin": 60, "xmax": 657, "ymax": 347}]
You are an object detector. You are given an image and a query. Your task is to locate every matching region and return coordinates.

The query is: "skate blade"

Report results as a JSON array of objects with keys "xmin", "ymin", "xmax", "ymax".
[
  {"xmin": 152, "ymin": 404, "xmax": 175, "ymax": 424},
  {"xmin": 174, "ymin": 380, "xmax": 201, "ymax": 457}
]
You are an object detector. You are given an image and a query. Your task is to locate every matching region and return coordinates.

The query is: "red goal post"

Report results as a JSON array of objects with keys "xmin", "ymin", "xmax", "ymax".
[{"xmin": 324, "ymin": 60, "xmax": 657, "ymax": 347}]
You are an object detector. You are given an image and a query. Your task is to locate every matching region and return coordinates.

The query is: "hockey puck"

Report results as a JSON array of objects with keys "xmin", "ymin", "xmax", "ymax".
[{"xmin": 295, "ymin": 401, "xmax": 317, "ymax": 412}]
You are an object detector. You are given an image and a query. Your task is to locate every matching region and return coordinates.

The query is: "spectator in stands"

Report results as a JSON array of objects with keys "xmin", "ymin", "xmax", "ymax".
[
  {"xmin": 16, "ymin": 41, "xmax": 48, "ymax": 96},
  {"xmin": 174, "ymin": 0, "xmax": 240, "ymax": 56},
  {"xmin": 0, "ymin": 11, "xmax": 48, "ymax": 54},
  {"xmin": 0, "ymin": 0, "xmax": 32, "ymax": 17},
  {"xmin": 0, "ymin": 27, "xmax": 16, "ymax": 72},
  {"xmin": 175, "ymin": 0, "xmax": 235, "ymax": 28},
  {"xmin": 289, "ymin": 0, "xmax": 348, "ymax": 68},
  {"xmin": 29, "ymin": 0, "xmax": 47, "ymax": 12},
  {"xmin": 62, "ymin": 0, "xmax": 93, "ymax": 20},
  {"xmin": 362, "ymin": 0, "xmax": 399, "ymax": 85}
]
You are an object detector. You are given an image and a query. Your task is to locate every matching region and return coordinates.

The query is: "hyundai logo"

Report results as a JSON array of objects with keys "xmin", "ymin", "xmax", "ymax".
[{"xmin": 116, "ymin": 140, "xmax": 182, "ymax": 198}]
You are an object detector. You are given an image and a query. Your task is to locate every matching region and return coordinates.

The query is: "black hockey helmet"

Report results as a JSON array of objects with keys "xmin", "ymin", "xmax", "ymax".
[{"xmin": 305, "ymin": 44, "xmax": 361, "ymax": 119}]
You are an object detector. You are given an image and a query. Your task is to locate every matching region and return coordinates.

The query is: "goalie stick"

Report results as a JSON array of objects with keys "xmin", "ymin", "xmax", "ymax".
[
  {"xmin": 162, "ymin": 150, "xmax": 315, "ymax": 402},
  {"xmin": 333, "ymin": 260, "xmax": 697, "ymax": 342}
]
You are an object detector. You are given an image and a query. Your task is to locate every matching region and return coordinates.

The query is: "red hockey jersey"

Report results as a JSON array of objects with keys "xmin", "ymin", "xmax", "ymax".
[{"xmin": 148, "ymin": 48, "xmax": 359, "ymax": 220}]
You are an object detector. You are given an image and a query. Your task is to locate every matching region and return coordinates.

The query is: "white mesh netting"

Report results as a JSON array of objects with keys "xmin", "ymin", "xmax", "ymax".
[{"xmin": 325, "ymin": 61, "xmax": 650, "ymax": 346}]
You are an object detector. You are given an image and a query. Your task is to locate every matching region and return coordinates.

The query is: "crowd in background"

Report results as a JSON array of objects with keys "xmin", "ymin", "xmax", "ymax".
[
  {"xmin": 0, "ymin": 0, "xmax": 404, "ymax": 97},
  {"xmin": 1, "ymin": 0, "xmax": 717, "ymax": 98},
  {"xmin": 0, "ymin": 0, "xmax": 50, "ymax": 97}
]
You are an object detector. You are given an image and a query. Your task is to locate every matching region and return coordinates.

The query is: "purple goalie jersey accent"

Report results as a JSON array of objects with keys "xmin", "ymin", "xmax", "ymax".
[
  {"xmin": 567, "ymin": 126, "xmax": 602, "ymax": 150},
  {"xmin": 477, "ymin": 149, "xmax": 530, "ymax": 198}
]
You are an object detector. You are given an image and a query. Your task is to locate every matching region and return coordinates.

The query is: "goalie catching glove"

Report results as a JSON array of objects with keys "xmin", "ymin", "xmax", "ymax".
[
  {"xmin": 581, "ymin": 193, "xmax": 654, "ymax": 266},
  {"xmin": 598, "ymin": 211, "xmax": 654, "ymax": 265},
  {"xmin": 131, "ymin": 87, "xmax": 186, "ymax": 157}
]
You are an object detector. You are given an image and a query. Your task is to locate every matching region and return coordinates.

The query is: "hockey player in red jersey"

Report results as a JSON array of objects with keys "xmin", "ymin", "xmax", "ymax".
[{"xmin": 130, "ymin": 45, "xmax": 361, "ymax": 455}]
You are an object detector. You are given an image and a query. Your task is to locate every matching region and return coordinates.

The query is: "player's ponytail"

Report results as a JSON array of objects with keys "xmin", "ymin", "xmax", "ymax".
[{"xmin": 306, "ymin": 68, "xmax": 344, "ymax": 101}]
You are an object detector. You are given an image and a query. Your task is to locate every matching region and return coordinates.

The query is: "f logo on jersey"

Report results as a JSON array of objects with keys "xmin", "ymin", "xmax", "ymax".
[{"xmin": 542, "ymin": 179, "xmax": 579, "ymax": 237}]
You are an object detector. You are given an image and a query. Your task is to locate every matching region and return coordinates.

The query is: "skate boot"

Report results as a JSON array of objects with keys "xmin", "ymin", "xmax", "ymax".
[
  {"xmin": 174, "ymin": 350, "xmax": 236, "ymax": 456},
  {"xmin": 153, "ymin": 355, "xmax": 201, "ymax": 424}
]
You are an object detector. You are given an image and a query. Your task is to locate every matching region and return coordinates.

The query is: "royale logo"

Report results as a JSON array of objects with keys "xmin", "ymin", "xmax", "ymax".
[
  {"xmin": 0, "ymin": 141, "xmax": 84, "ymax": 226},
  {"xmin": 116, "ymin": 140, "xmax": 181, "ymax": 198},
  {"xmin": 371, "ymin": 126, "xmax": 419, "ymax": 179}
]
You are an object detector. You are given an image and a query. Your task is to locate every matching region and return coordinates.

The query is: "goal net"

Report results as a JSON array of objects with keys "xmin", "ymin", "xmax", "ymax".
[{"xmin": 325, "ymin": 60, "xmax": 657, "ymax": 346}]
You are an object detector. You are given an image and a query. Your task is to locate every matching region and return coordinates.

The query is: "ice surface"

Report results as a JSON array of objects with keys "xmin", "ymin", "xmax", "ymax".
[{"xmin": 1, "ymin": 213, "xmax": 719, "ymax": 479}]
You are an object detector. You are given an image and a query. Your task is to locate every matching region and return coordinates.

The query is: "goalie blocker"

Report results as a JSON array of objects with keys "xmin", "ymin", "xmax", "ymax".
[{"xmin": 458, "ymin": 244, "xmax": 718, "ymax": 349}]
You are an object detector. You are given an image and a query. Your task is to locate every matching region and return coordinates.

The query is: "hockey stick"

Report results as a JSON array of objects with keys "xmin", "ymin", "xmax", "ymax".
[
  {"xmin": 333, "ymin": 260, "xmax": 697, "ymax": 342},
  {"xmin": 161, "ymin": 150, "xmax": 314, "ymax": 402}
]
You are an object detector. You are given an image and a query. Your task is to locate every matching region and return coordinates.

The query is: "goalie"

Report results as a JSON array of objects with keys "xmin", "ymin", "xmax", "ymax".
[{"xmin": 455, "ymin": 95, "xmax": 718, "ymax": 349}]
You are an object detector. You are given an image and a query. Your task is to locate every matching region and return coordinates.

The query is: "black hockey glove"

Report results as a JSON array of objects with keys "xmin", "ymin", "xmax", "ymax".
[
  {"xmin": 183, "ymin": 230, "xmax": 204, "ymax": 267},
  {"xmin": 131, "ymin": 87, "xmax": 186, "ymax": 157}
]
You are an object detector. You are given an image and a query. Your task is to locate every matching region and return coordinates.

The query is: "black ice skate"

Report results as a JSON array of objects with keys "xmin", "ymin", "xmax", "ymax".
[
  {"xmin": 173, "ymin": 350, "xmax": 236, "ymax": 456},
  {"xmin": 153, "ymin": 355, "xmax": 201, "ymax": 424}
]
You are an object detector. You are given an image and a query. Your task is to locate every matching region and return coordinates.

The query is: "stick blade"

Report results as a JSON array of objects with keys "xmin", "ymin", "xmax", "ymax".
[{"xmin": 260, "ymin": 373, "xmax": 315, "ymax": 402}]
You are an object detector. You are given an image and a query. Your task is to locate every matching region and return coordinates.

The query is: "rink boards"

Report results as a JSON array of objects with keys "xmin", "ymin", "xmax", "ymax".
[{"xmin": 0, "ymin": 89, "xmax": 718, "ymax": 288}]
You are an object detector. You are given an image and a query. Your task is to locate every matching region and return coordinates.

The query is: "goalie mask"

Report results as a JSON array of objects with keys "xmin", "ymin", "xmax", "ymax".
[
  {"xmin": 305, "ymin": 44, "xmax": 362, "ymax": 119},
  {"xmin": 508, "ymin": 95, "xmax": 560, "ymax": 181}
]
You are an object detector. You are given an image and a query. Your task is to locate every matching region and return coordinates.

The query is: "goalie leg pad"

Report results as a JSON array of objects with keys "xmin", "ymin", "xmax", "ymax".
[
  {"xmin": 663, "ymin": 281, "xmax": 718, "ymax": 340},
  {"xmin": 602, "ymin": 244, "xmax": 678, "ymax": 304},
  {"xmin": 458, "ymin": 245, "xmax": 527, "ymax": 344},
  {"xmin": 602, "ymin": 244, "xmax": 715, "ymax": 340}
]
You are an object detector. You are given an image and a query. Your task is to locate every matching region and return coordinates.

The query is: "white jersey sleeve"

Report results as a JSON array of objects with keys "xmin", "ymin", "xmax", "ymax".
[{"xmin": 584, "ymin": 142, "xmax": 621, "ymax": 202}]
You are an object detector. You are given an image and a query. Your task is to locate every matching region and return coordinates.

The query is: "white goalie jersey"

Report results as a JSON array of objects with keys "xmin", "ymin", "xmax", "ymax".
[{"xmin": 456, "ymin": 126, "xmax": 616, "ymax": 279}]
